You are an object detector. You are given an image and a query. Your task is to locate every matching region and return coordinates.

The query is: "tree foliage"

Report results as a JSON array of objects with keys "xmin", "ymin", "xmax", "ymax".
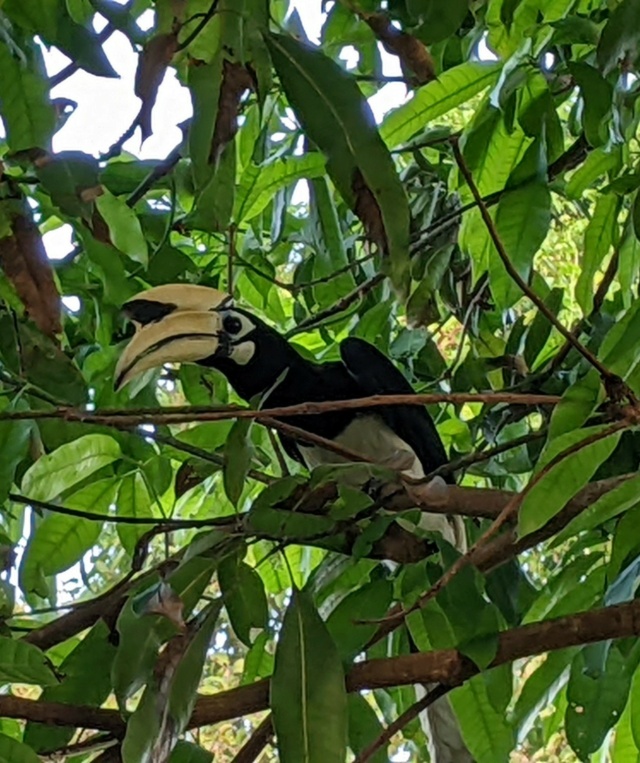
[{"xmin": 0, "ymin": 0, "xmax": 639, "ymax": 761}]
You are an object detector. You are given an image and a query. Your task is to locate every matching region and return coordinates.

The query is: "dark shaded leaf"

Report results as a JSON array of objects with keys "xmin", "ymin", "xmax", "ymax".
[
  {"xmin": 218, "ymin": 556, "xmax": 269, "ymax": 645},
  {"xmin": 271, "ymin": 589, "xmax": 348, "ymax": 763},
  {"xmin": 596, "ymin": 0, "xmax": 640, "ymax": 75}
]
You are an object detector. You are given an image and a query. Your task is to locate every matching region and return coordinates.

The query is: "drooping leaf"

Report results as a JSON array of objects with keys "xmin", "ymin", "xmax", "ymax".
[
  {"xmin": 575, "ymin": 193, "xmax": 620, "ymax": 315},
  {"xmin": 271, "ymin": 589, "xmax": 348, "ymax": 763},
  {"xmin": 490, "ymin": 182, "xmax": 551, "ymax": 308},
  {"xmin": 116, "ymin": 471, "xmax": 156, "ymax": 555},
  {"xmin": 134, "ymin": 31, "xmax": 179, "ymax": 140},
  {"xmin": 94, "ymin": 188, "xmax": 149, "ymax": 267},
  {"xmin": 223, "ymin": 418, "xmax": 254, "ymax": 507},
  {"xmin": 218, "ymin": 556, "xmax": 269, "ymax": 645},
  {"xmin": 265, "ymin": 32, "xmax": 411, "ymax": 294},
  {"xmin": 0, "ymin": 735, "xmax": 41, "ymax": 763}
]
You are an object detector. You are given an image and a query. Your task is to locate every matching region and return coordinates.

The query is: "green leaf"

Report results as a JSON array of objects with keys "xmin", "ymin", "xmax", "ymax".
[
  {"xmin": 271, "ymin": 589, "xmax": 348, "ymax": 763},
  {"xmin": 450, "ymin": 674, "xmax": 515, "ymax": 763},
  {"xmin": 0, "ymin": 735, "xmax": 41, "ymax": 763},
  {"xmin": 121, "ymin": 683, "xmax": 159, "ymax": 763},
  {"xmin": 553, "ymin": 473, "xmax": 640, "ymax": 545},
  {"xmin": 234, "ymin": 154, "xmax": 326, "ymax": 223},
  {"xmin": 0, "ymin": 637, "xmax": 57, "ymax": 685},
  {"xmin": 380, "ymin": 62, "xmax": 500, "ymax": 148},
  {"xmin": 24, "ymin": 479, "xmax": 117, "ymax": 577},
  {"xmin": 490, "ymin": 182, "xmax": 551, "ymax": 308},
  {"xmin": 218, "ymin": 556, "xmax": 269, "ymax": 645},
  {"xmin": 0, "ymin": 38, "xmax": 55, "ymax": 152},
  {"xmin": 36, "ymin": 151, "xmax": 100, "ymax": 219},
  {"xmin": 0, "ymin": 408, "xmax": 31, "ymax": 505},
  {"xmin": 613, "ymin": 690, "xmax": 640, "ymax": 762},
  {"xmin": 21, "ymin": 434, "xmax": 121, "ymax": 502},
  {"xmin": 3, "ymin": 0, "xmax": 118, "ymax": 78},
  {"xmin": 575, "ymin": 193, "xmax": 620, "ymax": 315},
  {"xmin": 599, "ymin": 298, "xmax": 640, "ymax": 380},
  {"xmin": 596, "ymin": 0, "xmax": 640, "ymax": 75},
  {"xmin": 566, "ymin": 647, "xmax": 633, "ymax": 759},
  {"xmin": 523, "ymin": 287, "xmax": 564, "ymax": 369},
  {"xmin": 569, "ymin": 62, "xmax": 613, "ymax": 147},
  {"xmin": 188, "ymin": 56, "xmax": 224, "ymax": 189},
  {"xmin": 548, "ymin": 369, "xmax": 603, "ymax": 440},
  {"xmin": 223, "ymin": 418, "xmax": 254, "ymax": 507},
  {"xmin": 95, "ymin": 189, "xmax": 149, "ymax": 266},
  {"xmin": 518, "ymin": 425, "xmax": 622, "ymax": 537},
  {"xmin": 347, "ymin": 694, "xmax": 386, "ymax": 763},
  {"xmin": 24, "ymin": 621, "xmax": 116, "ymax": 752},
  {"xmin": 170, "ymin": 741, "xmax": 213, "ymax": 763},
  {"xmin": 633, "ymin": 190, "xmax": 640, "ymax": 243},
  {"xmin": 565, "ymin": 146, "xmax": 620, "ymax": 199},
  {"xmin": 408, "ymin": 0, "xmax": 470, "ymax": 43},
  {"xmin": 265, "ymin": 32, "xmax": 410, "ymax": 293},
  {"xmin": 116, "ymin": 471, "xmax": 156, "ymax": 555},
  {"xmin": 326, "ymin": 578, "xmax": 392, "ymax": 660},
  {"xmin": 511, "ymin": 648, "xmax": 576, "ymax": 743}
]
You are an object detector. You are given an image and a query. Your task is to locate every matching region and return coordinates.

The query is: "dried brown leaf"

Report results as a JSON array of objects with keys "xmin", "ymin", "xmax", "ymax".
[
  {"xmin": 352, "ymin": 168, "xmax": 387, "ymax": 251},
  {"xmin": 89, "ymin": 208, "xmax": 112, "ymax": 246},
  {"xmin": 363, "ymin": 13, "xmax": 437, "ymax": 85},
  {"xmin": 135, "ymin": 32, "xmax": 179, "ymax": 140},
  {"xmin": 211, "ymin": 60, "xmax": 255, "ymax": 165},
  {"xmin": 0, "ymin": 202, "xmax": 61, "ymax": 338}
]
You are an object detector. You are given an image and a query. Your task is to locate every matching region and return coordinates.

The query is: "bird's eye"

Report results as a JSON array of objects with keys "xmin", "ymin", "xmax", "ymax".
[{"xmin": 222, "ymin": 314, "xmax": 243, "ymax": 335}]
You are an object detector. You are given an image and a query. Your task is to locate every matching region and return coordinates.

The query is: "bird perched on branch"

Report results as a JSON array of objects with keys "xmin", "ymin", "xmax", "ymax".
[{"xmin": 114, "ymin": 282, "xmax": 472, "ymax": 762}]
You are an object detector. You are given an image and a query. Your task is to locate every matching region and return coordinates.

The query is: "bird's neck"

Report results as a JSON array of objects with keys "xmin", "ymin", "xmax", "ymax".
[{"xmin": 211, "ymin": 341, "xmax": 313, "ymax": 404}]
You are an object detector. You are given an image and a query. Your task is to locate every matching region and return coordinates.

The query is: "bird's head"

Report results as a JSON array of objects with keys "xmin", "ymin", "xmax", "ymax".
[{"xmin": 114, "ymin": 284, "xmax": 299, "ymax": 399}]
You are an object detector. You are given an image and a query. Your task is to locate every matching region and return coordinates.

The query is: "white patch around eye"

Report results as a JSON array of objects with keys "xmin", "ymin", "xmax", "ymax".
[
  {"xmin": 230, "ymin": 340, "xmax": 255, "ymax": 365},
  {"xmin": 221, "ymin": 310, "xmax": 256, "ymax": 341}
]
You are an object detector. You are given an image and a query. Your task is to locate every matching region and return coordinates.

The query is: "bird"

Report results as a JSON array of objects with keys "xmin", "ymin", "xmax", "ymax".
[{"xmin": 114, "ymin": 282, "xmax": 472, "ymax": 762}]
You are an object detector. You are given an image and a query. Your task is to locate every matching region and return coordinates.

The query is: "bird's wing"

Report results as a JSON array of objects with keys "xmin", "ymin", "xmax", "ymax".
[{"xmin": 339, "ymin": 337, "xmax": 451, "ymax": 480}]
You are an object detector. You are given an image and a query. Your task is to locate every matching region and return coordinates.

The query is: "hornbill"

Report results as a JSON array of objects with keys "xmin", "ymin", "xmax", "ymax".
[{"xmin": 114, "ymin": 283, "xmax": 472, "ymax": 762}]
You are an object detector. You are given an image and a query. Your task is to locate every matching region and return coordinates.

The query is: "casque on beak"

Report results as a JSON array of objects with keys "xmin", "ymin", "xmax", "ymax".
[{"xmin": 114, "ymin": 285, "xmax": 231, "ymax": 391}]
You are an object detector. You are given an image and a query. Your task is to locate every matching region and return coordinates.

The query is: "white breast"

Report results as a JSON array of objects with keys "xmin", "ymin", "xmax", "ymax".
[
  {"xmin": 298, "ymin": 414, "xmax": 425, "ymax": 480},
  {"xmin": 298, "ymin": 413, "xmax": 464, "ymax": 549}
]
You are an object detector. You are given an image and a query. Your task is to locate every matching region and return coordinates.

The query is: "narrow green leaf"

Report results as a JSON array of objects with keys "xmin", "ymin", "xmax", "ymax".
[
  {"xmin": 554, "ymin": 473, "xmax": 640, "ymax": 545},
  {"xmin": 612, "ymin": 692, "xmax": 640, "ymax": 762},
  {"xmin": 569, "ymin": 62, "xmax": 613, "ymax": 147},
  {"xmin": 633, "ymin": 190, "xmax": 640, "ymax": 243},
  {"xmin": 265, "ymin": 32, "xmax": 410, "ymax": 293},
  {"xmin": 218, "ymin": 557, "xmax": 269, "ymax": 645},
  {"xmin": 408, "ymin": 0, "xmax": 469, "ymax": 43},
  {"xmin": 0, "ymin": 39, "xmax": 55, "ymax": 152},
  {"xmin": 116, "ymin": 471, "xmax": 155, "ymax": 555},
  {"xmin": 380, "ymin": 62, "xmax": 500, "ymax": 148},
  {"xmin": 565, "ymin": 146, "xmax": 620, "ymax": 199},
  {"xmin": 450, "ymin": 674, "xmax": 515, "ymax": 763},
  {"xmin": 0, "ymin": 408, "xmax": 31, "ymax": 505},
  {"xmin": 223, "ymin": 419, "xmax": 254, "ymax": 507},
  {"xmin": 0, "ymin": 637, "xmax": 57, "ymax": 685},
  {"xmin": 234, "ymin": 154, "xmax": 326, "ymax": 223},
  {"xmin": 95, "ymin": 189, "xmax": 149, "ymax": 266},
  {"xmin": 575, "ymin": 194, "xmax": 620, "ymax": 315},
  {"xmin": 188, "ymin": 56, "xmax": 224, "ymax": 189},
  {"xmin": 518, "ymin": 426, "xmax": 622, "ymax": 537},
  {"xmin": 548, "ymin": 369, "xmax": 603, "ymax": 440},
  {"xmin": 491, "ymin": 182, "xmax": 551, "ymax": 308},
  {"xmin": 21, "ymin": 434, "xmax": 121, "ymax": 502},
  {"xmin": 121, "ymin": 683, "xmax": 159, "ymax": 763},
  {"xmin": 271, "ymin": 589, "xmax": 348, "ymax": 763},
  {"xmin": 0, "ymin": 735, "xmax": 40, "ymax": 763},
  {"xmin": 523, "ymin": 287, "xmax": 564, "ymax": 369}
]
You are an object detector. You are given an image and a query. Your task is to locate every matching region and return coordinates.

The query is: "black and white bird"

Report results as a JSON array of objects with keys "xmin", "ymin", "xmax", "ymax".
[{"xmin": 114, "ymin": 283, "xmax": 472, "ymax": 762}]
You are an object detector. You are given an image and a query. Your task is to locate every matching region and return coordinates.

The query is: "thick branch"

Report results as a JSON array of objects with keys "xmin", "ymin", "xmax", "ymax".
[{"xmin": 8, "ymin": 599, "xmax": 640, "ymax": 733}]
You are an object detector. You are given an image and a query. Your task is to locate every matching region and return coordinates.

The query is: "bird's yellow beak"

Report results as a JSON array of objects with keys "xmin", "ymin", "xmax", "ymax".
[{"xmin": 114, "ymin": 285, "xmax": 231, "ymax": 391}]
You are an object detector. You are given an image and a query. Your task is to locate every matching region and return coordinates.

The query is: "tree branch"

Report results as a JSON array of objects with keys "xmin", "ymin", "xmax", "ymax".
[{"xmin": 8, "ymin": 599, "xmax": 640, "ymax": 733}]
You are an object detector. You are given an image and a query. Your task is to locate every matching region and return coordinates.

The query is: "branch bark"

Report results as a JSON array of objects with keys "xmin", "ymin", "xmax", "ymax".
[{"xmin": 8, "ymin": 598, "xmax": 640, "ymax": 735}]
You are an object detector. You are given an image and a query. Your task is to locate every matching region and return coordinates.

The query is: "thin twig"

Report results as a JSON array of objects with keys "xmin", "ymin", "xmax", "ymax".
[
  {"xmin": 354, "ymin": 685, "xmax": 449, "ymax": 763},
  {"xmin": 0, "ymin": 392, "xmax": 562, "ymax": 426},
  {"xmin": 176, "ymin": 0, "xmax": 220, "ymax": 51},
  {"xmin": 452, "ymin": 139, "xmax": 618, "ymax": 385}
]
